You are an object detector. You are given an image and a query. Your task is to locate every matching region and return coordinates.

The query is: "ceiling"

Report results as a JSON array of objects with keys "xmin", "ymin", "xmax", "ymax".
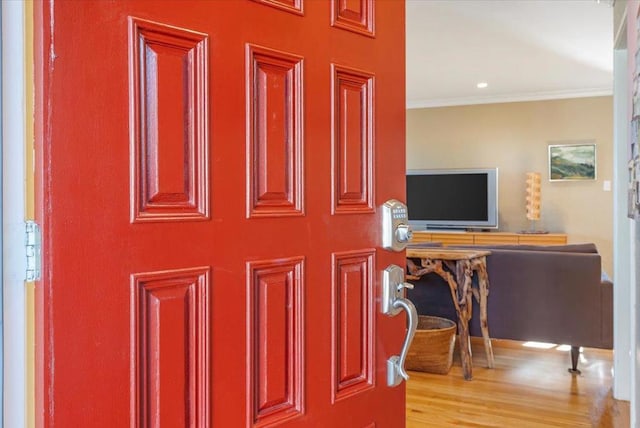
[{"xmin": 406, "ymin": 0, "xmax": 614, "ymax": 108}]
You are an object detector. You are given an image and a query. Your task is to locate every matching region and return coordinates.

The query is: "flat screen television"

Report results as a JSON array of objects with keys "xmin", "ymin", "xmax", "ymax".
[{"xmin": 406, "ymin": 168, "xmax": 499, "ymax": 230}]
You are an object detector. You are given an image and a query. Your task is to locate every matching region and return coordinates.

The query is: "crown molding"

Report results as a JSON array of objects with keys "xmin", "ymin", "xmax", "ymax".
[{"xmin": 406, "ymin": 87, "xmax": 613, "ymax": 109}]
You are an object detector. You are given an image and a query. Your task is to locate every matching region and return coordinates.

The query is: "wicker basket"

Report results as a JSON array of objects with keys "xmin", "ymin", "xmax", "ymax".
[{"xmin": 406, "ymin": 315, "xmax": 456, "ymax": 374}]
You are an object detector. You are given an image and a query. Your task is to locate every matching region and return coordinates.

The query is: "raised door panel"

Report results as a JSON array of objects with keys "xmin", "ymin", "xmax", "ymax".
[
  {"xmin": 253, "ymin": 0, "xmax": 304, "ymax": 15},
  {"xmin": 131, "ymin": 267, "xmax": 210, "ymax": 427},
  {"xmin": 331, "ymin": 65, "xmax": 374, "ymax": 214},
  {"xmin": 331, "ymin": 0, "xmax": 374, "ymax": 36},
  {"xmin": 247, "ymin": 258, "xmax": 305, "ymax": 427},
  {"xmin": 246, "ymin": 45, "xmax": 304, "ymax": 218},
  {"xmin": 331, "ymin": 250, "xmax": 375, "ymax": 402},
  {"xmin": 129, "ymin": 18, "xmax": 209, "ymax": 222}
]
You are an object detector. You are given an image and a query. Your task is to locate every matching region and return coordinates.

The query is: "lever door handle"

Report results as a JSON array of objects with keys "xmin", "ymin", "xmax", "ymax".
[
  {"xmin": 382, "ymin": 265, "xmax": 419, "ymax": 387},
  {"xmin": 387, "ymin": 296, "xmax": 418, "ymax": 386}
]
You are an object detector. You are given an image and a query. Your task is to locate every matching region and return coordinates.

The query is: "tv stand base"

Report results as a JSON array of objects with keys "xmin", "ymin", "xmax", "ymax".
[{"xmin": 411, "ymin": 231, "xmax": 567, "ymax": 246}]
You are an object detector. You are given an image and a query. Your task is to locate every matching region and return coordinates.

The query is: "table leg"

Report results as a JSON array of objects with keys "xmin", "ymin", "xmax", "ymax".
[
  {"xmin": 457, "ymin": 306, "xmax": 473, "ymax": 380},
  {"xmin": 455, "ymin": 260, "xmax": 474, "ymax": 380},
  {"xmin": 475, "ymin": 259, "xmax": 495, "ymax": 369},
  {"xmin": 413, "ymin": 256, "xmax": 486, "ymax": 380}
]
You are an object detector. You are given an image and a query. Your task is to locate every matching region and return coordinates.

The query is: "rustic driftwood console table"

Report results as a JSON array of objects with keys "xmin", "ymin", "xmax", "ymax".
[{"xmin": 406, "ymin": 247, "xmax": 495, "ymax": 380}]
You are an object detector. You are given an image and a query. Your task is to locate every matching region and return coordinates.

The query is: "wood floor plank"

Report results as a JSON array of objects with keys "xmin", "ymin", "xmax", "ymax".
[{"xmin": 405, "ymin": 338, "xmax": 629, "ymax": 427}]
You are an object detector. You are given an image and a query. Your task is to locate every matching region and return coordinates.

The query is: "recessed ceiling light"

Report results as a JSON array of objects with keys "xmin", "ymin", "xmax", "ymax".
[{"xmin": 477, "ymin": 82, "xmax": 488, "ymax": 89}]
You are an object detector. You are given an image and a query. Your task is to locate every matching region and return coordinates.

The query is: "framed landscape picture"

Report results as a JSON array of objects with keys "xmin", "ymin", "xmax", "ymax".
[{"xmin": 548, "ymin": 143, "xmax": 596, "ymax": 181}]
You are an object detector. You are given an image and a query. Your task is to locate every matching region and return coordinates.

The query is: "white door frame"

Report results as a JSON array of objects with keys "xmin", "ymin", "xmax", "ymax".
[
  {"xmin": 0, "ymin": 5, "xmax": 4, "ymax": 425},
  {"xmin": 2, "ymin": 2, "xmax": 27, "ymax": 428},
  {"xmin": 613, "ymin": 45, "xmax": 632, "ymax": 403},
  {"xmin": 613, "ymin": 4, "xmax": 638, "ymax": 424}
]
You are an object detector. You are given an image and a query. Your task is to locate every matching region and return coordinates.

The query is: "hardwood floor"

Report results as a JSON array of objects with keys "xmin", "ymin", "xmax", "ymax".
[{"xmin": 406, "ymin": 338, "xmax": 630, "ymax": 427}]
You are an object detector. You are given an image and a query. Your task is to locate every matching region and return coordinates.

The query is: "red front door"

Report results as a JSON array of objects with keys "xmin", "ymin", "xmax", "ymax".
[{"xmin": 34, "ymin": 1, "xmax": 407, "ymax": 426}]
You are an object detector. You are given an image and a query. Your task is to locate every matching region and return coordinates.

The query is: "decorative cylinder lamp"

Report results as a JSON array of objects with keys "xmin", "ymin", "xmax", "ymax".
[{"xmin": 525, "ymin": 172, "xmax": 541, "ymax": 232}]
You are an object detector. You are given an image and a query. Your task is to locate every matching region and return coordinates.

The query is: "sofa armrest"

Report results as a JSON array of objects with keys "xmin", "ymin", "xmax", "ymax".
[
  {"xmin": 599, "ymin": 279, "xmax": 613, "ymax": 348},
  {"xmin": 407, "ymin": 247, "xmax": 612, "ymax": 350},
  {"xmin": 469, "ymin": 248, "xmax": 610, "ymax": 348}
]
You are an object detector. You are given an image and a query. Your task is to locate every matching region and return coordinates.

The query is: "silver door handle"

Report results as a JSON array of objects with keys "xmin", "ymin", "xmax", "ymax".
[
  {"xmin": 382, "ymin": 265, "xmax": 418, "ymax": 387},
  {"xmin": 387, "ymin": 296, "xmax": 418, "ymax": 387}
]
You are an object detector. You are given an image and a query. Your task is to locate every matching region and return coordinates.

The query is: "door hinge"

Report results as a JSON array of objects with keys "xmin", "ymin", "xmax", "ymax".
[{"xmin": 25, "ymin": 220, "xmax": 42, "ymax": 281}]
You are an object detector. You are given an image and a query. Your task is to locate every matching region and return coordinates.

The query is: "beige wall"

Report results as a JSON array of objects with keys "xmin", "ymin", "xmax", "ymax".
[{"xmin": 406, "ymin": 96, "xmax": 614, "ymax": 276}]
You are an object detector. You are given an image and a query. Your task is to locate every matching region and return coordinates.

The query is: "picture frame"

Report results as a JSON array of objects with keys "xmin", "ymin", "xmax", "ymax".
[{"xmin": 548, "ymin": 143, "xmax": 596, "ymax": 181}]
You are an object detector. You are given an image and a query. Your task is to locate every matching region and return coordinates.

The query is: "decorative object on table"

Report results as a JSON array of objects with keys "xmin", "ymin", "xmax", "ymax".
[
  {"xmin": 522, "ymin": 172, "xmax": 546, "ymax": 234},
  {"xmin": 548, "ymin": 143, "xmax": 596, "ymax": 181},
  {"xmin": 525, "ymin": 172, "xmax": 540, "ymax": 223},
  {"xmin": 405, "ymin": 315, "xmax": 456, "ymax": 375}
]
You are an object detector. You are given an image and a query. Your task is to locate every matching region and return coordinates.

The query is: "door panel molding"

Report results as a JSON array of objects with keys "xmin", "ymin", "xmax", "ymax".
[
  {"xmin": 131, "ymin": 266, "xmax": 210, "ymax": 427},
  {"xmin": 246, "ymin": 44, "xmax": 304, "ymax": 218},
  {"xmin": 129, "ymin": 17, "xmax": 209, "ymax": 223},
  {"xmin": 252, "ymin": 0, "xmax": 304, "ymax": 16},
  {"xmin": 247, "ymin": 257, "xmax": 305, "ymax": 427},
  {"xmin": 331, "ymin": 0, "xmax": 375, "ymax": 37},
  {"xmin": 331, "ymin": 250, "xmax": 375, "ymax": 403},
  {"xmin": 331, "ymin": 64, "xmax": 375, "ymax": 214}
]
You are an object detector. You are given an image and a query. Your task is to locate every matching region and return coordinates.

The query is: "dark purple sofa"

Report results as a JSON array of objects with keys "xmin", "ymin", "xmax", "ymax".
[{"xmin": 406, "ymin": 242, "xmax": 613, "ymax": 373}]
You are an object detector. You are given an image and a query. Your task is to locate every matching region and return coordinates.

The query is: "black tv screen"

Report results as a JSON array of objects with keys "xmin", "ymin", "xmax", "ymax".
[{"xmin": 406, "ymin": 168, "xmax": 498, "ymax": 230}]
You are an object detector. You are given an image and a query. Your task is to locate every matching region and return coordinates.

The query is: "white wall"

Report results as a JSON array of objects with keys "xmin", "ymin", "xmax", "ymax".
[
  {"xmin": 407, "ymin": 97, "xmax": 615, "ymax": 275},
  {"xmin": 2, "ymin": 3, "xmax": 26, "ymax": 427}
]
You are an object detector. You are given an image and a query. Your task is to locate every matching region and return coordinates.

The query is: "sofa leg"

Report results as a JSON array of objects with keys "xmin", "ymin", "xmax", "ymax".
[{"xmin": 568, "ymin": 346, "xmax": 581, "ymax": 375}]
